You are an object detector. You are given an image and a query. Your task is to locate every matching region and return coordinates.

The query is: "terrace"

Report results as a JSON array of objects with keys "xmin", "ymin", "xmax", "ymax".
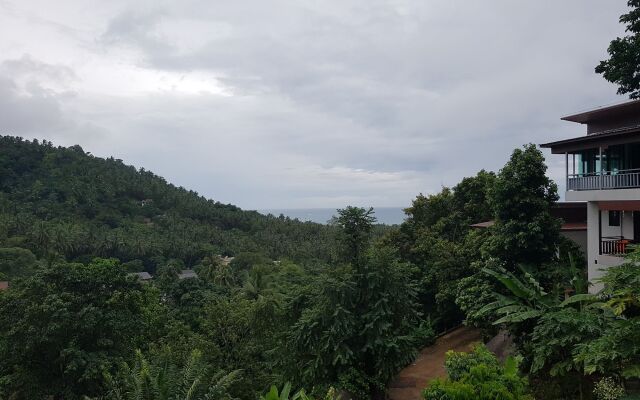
[
  {"xmin": 565, "ymin": 143, "xmax": 640, "ymax": 191},
  {"xmin": 596, "ymin": 204, "xmax": 640, "ymax": 257},
  {"xmin": 541, "ymin": 99, "xmax": 640, "ymax": 193}
]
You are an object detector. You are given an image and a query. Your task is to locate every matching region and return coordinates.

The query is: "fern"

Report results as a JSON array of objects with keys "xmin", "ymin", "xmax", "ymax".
[{"xmin": 102, "ymin": 348, "xmax": 240, "ymax": 400}]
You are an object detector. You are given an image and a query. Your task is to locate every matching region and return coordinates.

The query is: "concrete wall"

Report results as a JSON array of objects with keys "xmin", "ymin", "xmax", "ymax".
[
  {"xmin": 600, "ymin": 210, "xmax": 633, "ymax": 239},
  {"xmin": 561, "ymin": 230, "xmax": 588, "ymax": 258}
]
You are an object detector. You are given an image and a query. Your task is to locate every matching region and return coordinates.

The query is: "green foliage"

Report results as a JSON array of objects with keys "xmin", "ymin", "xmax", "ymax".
[
  {"xmin": 529, "ymin": 306, "xmax": 610, "ymax": 376},
  {"xmin": 455, "ymin": 271, "xmax": 495, "ymax": 329},
  {"xmin": 412, "ymin": 318, "xmax": 437, "ymax": 348},
  {"xmin": 336, "ymin": 368, "xmax": 383, "ymax": 400},
  {"xmin": 444, "ymin": 345, "xmax": 499, "ymax": 382},
  {"xmin": 0, "ymin": 258, "xmax": 151, "ymax": 399},
  {"xmin": 0, "ymin": 246, "xmax": 37, "ymax": 280},
  {"xmin": 423, "ymin": 345, "xmax": 532, "ymax": 400},
  {"xmin": 0, "ymin": 136, "xmax": 337, "ymax": 272},
  {"xmin": 487, "ymin": 144, "xmax": 560, "ymax": 267},
  {"xmin": 1, "ymin": 137, "xmax": 596, "ymax": 399},
  {"xmin": 593, "ymin": 377, "xmax": 626, "ymax": 400},
  {"xmin": 289, "ymin": 245, "xmax": 421, "ymax": 398},
  {"xmin": 478, "ymin": 266, "xmax": 558, "ymax": 326},
  {"xmin": 481, "ymin": 249, "xmax": 640, "ymax": 397},
  {"xmin": 261, "ymin": 382, "xmax": 312, "ymax": 400},
  {"xmin": 333, "ymin": 206, "xmax": 376, "ymax": 266},
  {"xmin": 596, "ymin": 0, "xmax": 640, "ymax": 98},
  {"xmin": 103, "ymin": 348, "xmax": 240, "ymax": 400},
  {"xmin": 393, "ymin": 171, "xmax": 496, "ymax": 331},
  {"xmin": 287, "ymin": 208, "xmax": 421, "ymax": 398}
]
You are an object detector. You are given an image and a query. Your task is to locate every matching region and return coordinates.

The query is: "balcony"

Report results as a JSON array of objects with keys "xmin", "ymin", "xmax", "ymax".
[
  {"xmin": 600, "ymin": 236, "xmax": 634, "ymax": 256},
  {"xmin": 568, "ymin": 169, "xmax": 640, "ymax": 191}
]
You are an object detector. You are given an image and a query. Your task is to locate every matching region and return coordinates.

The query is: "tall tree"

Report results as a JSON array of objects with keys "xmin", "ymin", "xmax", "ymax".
[
  {"xmin": 288, "ymin": 209, "xmax": 423, "ymax": 399},
  {"xmin": 0, "ymin": 259, "xmax": 153, "ymax": 399},
  {"xmin": 333, "ymin": 206, "xmax": 376, "ymax": 267},
  {"xmin": 487, "ymin": 144, "xmax": 560, "ymax": 267},
  {"xmin": 596, "ymin": 0, "xmax": 640, "ymax": 98}
]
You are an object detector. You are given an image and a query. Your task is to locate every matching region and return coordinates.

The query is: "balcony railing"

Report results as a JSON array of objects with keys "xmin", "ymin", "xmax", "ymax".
[
  {"xmin": 568, "ymin": 169, "xmax": 640, "ymax": 191},
  {"xmin": 600, "ymin": 236, "xmax": 633, "ymax": 256}
]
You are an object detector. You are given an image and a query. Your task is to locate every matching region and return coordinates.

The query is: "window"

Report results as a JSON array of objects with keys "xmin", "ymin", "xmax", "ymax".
[{"xmin": 609, "ymin": 210, "xmax": 621, "ymax": 227}]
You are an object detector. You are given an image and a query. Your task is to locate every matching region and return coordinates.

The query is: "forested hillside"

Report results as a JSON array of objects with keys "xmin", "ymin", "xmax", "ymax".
[
  {"xmin": 0, "ymin": 136, "xmax": 336, "ymax": 275},
  {"xmin": 4, "ymin": 136, "xmax": 631, "ymax": 400}
]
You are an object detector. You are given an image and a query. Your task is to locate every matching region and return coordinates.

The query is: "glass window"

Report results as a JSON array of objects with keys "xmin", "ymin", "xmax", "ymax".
[
  {"xmin": 578, "ymin": 149, "xmax": 598, "ymax": 176},
  {"xmin": 609, "ymin": 210, "xmax": 621, "ymax": 227},
  {"xmin": 607, "ymin": 145, "xmax": 624, "ymax": 174}
]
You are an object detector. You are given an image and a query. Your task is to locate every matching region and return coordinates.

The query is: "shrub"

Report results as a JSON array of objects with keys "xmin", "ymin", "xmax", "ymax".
[
  {"xmin": 593, "ymin": 377, "xmax": 626, "ymax": 400},
  {"xmin": 412, "ymin": 318, "xmax": 436, "ymax": 348},
  {"xmin": 423, "ymin": 345, "xmax": 532, "ymax": 400},
  {"xmin": 444, "ymin": 345, "xmax": 498, "ymax": 381}
]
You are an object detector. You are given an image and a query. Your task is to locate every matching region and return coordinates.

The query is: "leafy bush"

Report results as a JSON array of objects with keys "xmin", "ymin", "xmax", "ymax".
[
  {"xmin": 0, "ymin": 259, "xmax": 153, "ymax": 399},
  {"xmin": 423, "ymin": 345, "xmax": 532, "ymax": 400},
  {"xmin": 261, "ymin": 383, "xmax": 344, "ymax": 400},
  {"xmin": 444, "ymin": 345, "xmax": 498, "ymax": 381},
  {"xmin": 593, "ymin": 377, "xmax": 626, "ymax": 400},
  {"xmin": 337, "ymin": 368, "xmax": 384, "ymax": 400},
  {"xmin": 261, "ymin": 382, "xmax": 312, "ymax": 400},
  {"xmin": 412, "ymin": 318, "xmax": 437, "ymax": 348}
]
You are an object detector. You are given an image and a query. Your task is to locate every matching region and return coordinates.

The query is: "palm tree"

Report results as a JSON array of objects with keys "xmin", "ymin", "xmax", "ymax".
[{"xmin": 241, "ymin": 268, "xmax": 274, "ymax": 301}]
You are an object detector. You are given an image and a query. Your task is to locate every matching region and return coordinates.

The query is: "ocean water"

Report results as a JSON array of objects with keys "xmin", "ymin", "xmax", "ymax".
[{"xmin": 258, "ymin": 207, "xmax": 407, "ymax": 225}]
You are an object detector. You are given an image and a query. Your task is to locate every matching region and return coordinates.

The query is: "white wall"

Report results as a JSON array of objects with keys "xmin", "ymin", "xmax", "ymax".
[
  {"xmin": 599, "ymin": 210, "xmax": 633, "ymax": 239},
  {"xmin": 587, "ymin": 202, "xmax": 602, "ymax": 293},
  {"xmin": 586, "ymin": 203, "xmax": 633, "ymax": 293}
]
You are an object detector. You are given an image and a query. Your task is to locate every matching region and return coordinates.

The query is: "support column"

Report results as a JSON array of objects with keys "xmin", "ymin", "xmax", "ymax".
[
  {"xmin": 565, "ymin": 152, "xmax": 569, "ymax": 191},
  {"xmin": 587, "ymin": 202, "xmax": 603, "ymax": 293},
  {"xmin": 599, "ymin": 146, "xmax": 603, "ymax": 190}
]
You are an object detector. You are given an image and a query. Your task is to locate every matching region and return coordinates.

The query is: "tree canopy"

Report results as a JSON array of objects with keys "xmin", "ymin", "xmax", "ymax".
[{"xmin": 596, "ymin": 0, "xmax": 640, "ymax": 98}]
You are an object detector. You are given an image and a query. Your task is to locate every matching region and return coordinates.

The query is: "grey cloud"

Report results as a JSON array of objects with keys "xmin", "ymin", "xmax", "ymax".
[
  {"xmin": 2, "ymin": 54, "xmax": 77, "ymax": 84},
  {"xmin": 98, "ymin": 1, "xmax": 625, "ymax": 134},
  {"xmin": 0, "ymin": 0, "xmax": 632, "ymax": 208},
  {"xmin": 0, "ymin": 76, "xmax": 68, "ymax": 134},
  {"xmin": 0, "ymin": 56, "xmax": 106, "ymax": 144}
]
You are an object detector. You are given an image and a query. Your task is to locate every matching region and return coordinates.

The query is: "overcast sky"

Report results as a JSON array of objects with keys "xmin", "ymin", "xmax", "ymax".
[{"xmin": 0, "ymin": 0, "xmax": 631, "ymax": 209}]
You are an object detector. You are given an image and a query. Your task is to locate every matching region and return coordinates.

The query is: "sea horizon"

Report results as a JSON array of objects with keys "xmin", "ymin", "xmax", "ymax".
[{"xmin": 257, "ymin": 207, "xmax": 407, "ymax": 225}]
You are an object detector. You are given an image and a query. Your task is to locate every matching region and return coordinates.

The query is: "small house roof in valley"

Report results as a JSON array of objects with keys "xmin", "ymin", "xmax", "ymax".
[
  {"xmin": 0, "ymin": 281, "xmax": 8, "ymax": 290},
  {"xmin": 470, "ymin": 221, "xmax": 494, "ymax": 229},
  {"xmin": 220, "ymin": 256, "xmax": 235, "ymax": 265},
  {"xmin": 178, "ymin": 269, "xmax": 197, "ymax": 279},
  {"xmin": 130, "ymin": 272, "xmax": 152, "ymax": 281}
]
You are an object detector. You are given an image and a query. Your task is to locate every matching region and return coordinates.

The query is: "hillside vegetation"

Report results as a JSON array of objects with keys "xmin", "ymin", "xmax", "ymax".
[
  {"xmin": 4, "ymin": 136, "xmax": 633, "ymax": 400},
  {"xmin": 0, "ymin": 136, "xmax": 336, "ymax": 275}
]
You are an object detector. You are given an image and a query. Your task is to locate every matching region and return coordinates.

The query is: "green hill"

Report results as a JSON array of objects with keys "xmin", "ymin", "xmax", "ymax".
[{"xmin": 0, "ymin": 136, "xmax": 335, "ymax": 276}]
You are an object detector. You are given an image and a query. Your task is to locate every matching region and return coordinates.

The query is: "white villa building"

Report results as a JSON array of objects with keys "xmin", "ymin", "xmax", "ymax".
[{"xmin": 541, "ymin": 99, "xmax": 640, "ymax": 292}]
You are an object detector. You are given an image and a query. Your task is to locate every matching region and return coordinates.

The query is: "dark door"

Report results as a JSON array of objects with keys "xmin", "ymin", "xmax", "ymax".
[{"xmin": 634, "ymin": 211, "xmax": 640, "ymax": 242}]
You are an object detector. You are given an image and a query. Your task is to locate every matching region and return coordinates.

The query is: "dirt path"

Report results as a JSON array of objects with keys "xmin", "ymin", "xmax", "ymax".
[{"xmin": 387, "ymin": 326, "xmax": 483, "ymax": 400}]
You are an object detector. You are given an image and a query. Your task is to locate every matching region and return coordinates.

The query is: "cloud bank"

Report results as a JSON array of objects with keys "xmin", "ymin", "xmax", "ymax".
[{"xmin": 0, "ymin": 0, "xmax": 629, "ymax": 208}]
